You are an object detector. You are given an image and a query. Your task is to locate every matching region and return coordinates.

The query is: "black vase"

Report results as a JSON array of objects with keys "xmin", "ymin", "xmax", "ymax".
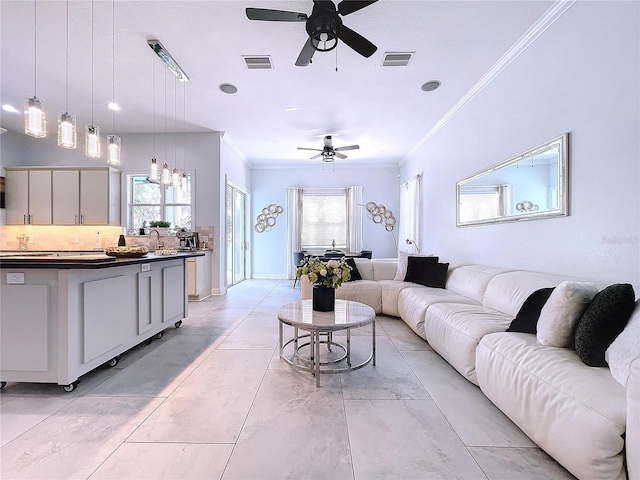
[{"xmin": 313, "ymin": 285, "xmax": 335, "ymax": 312}]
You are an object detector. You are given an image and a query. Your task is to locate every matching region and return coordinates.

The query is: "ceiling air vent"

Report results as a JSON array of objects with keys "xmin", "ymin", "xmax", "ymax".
[
  {"xmin": 382, "ymin": 52, "xmax": 414, "ymax": 67},
  {"xmin": 242, "ymin": 56, "xmax": 273, "ymax": 70}
]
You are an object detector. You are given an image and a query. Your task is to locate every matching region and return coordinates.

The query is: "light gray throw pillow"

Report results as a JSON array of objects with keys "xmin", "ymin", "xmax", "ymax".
[
  {"xmin": 606, "ymin": 300, "xmax": 640, "ymax": 386},
  {"xmin": 536, "ymin": 281, "xmax": 598, "ymax": 347}
]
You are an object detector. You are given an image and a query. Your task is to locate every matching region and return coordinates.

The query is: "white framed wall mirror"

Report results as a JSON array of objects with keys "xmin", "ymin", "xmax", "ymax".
[{"xmin": 456, "ymin": 133, "xmax": 569, "ymax": 227}]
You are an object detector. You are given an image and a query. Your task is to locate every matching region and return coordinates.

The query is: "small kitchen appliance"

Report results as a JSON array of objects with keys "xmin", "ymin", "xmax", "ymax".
[{"xmin": 176, "ymin": 230, "xmax": 199, "ymax": 250}]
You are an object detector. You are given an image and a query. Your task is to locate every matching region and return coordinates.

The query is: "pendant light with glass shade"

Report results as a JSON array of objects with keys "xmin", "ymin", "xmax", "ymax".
[
  {"xmin": 85, "ymin": 0, "xmax": 100, "ymax": 158},
  {"xmin": 58, "ymin": 0, "xmax": 76, "ymax": 149},
  {"xmin": 106, "ymin": 0, "xmax": 121, "ymax": 166},
  {"xmin": 25, "ymin": 0, "xmax": 46, "ymax": 138}
]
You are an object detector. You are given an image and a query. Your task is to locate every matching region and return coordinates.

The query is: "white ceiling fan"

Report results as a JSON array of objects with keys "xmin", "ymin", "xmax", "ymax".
[{"xmin": 297, "ymin": 135, "xmax": 359, "ymax": 162}]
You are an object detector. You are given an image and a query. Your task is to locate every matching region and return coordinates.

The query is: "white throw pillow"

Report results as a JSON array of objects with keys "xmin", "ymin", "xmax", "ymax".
[
  {"xmin": 536, "ymin": 281, "xmax": 599, "ymax": 347},
  {"xmin": 606, "ymin": 300, "xmax": 640, "ymax": 386},
  {"xmin": 393, "ymin": 251, "xmax": 435, "ymax": 281}
]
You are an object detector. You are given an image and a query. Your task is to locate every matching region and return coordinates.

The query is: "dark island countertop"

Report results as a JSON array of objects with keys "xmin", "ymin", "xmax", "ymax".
[{"xmin": 0, "ymin": 251, "xmax": 205, "ymax": 269}]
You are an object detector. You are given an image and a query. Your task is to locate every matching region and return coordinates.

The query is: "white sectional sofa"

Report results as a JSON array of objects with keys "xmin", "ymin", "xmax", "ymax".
[{"xmin": 330, "ymin": 257, "xmax": 640, "ymax": 480}]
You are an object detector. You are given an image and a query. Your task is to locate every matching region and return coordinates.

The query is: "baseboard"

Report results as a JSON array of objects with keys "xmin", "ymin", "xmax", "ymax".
[{"xmin": 251, "ymin": 274, "xmax": 289, "ymax": 280}]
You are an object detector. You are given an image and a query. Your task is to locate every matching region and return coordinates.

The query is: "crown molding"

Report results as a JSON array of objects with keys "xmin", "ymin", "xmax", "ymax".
[{"xmin": 401, "ymin": 0, "xmax": 577, "ymax": 165}]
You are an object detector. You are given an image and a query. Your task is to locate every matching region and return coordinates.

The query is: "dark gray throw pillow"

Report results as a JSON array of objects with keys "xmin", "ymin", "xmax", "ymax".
[
  {"xmin": 404, "ymin": 256, "xmax": 449, "ymax": 288},
  {"xmin": 507, "ymin": 287, "xmax": 555, "ymax": 334},
  {"xmin": 574, "ymin": 283, "xmax": 636, "ymax": 367},
  {"xmin": 345, "ymin": 258, "xmax": 362, "ymax": 282}
]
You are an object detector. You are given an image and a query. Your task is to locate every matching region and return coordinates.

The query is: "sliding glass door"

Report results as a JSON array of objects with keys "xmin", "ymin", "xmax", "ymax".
[{"xmin": 226, "ymin": 182, "xmax": 248, "ymax": 287}]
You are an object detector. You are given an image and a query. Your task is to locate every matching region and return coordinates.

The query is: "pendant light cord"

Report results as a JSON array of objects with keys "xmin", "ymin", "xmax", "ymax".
[
  {"xmin": 174, "ymin": 76, "xmax": 177, "ymax": 166},
  {"xmin": 153, "ymin": 55, "xmax": 156, "ymax": 156},
  {"xmin": 33, "ymin": 0, "xmax": 37, "ymax": 95},
  {"xmin": 65, "ymin": 0, "xmax": 69, "ymax": 111},
  {"xmin": 112, "ymin": 0, "xmax": 115, "ymax": 130},
  {"xmin": 90, "ymin": 0, "xmax": 94, "ymax": 122}
]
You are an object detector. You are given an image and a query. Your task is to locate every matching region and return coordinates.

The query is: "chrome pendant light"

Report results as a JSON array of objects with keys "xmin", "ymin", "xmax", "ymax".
[
  {"xmin": 25, "ymin": 0, "xmax": 46, "ymax": 138},
  {"xmin": 106, "ymin": 0, "xmax": 121, "ymax": 166},
  {"xmin": 85, "ymin": 0, "xmax": 100, "ymax": 158},
  {"xmin": 57, "ymin": 0, "xmax": 76, "ymax": 149}
]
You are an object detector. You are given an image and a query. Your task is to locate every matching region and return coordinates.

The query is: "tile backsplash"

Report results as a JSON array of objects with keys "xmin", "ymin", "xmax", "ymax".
[{"xmin": 0, "ymin": 225, "xmax": 214, "ymax": 251}]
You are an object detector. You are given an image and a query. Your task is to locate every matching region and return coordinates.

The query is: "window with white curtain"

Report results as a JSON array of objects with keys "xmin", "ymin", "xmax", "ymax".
[{"xmin": 300, "ymin": 189, "xmax": 347, "ymax": 250}]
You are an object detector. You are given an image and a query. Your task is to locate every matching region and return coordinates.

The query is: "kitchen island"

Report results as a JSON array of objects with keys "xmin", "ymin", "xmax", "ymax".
[{"xmin": 0, "ymin": 251, "xmax": 204, "ymax": 391}]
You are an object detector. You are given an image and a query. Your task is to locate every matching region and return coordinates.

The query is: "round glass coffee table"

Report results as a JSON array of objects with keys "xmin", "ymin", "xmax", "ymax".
[{"xmin": 277, "ymin": 299, "xmax": 376, "ymax": 386}]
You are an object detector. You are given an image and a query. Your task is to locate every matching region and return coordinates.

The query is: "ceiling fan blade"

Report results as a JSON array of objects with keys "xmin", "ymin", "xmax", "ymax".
[
  {"xmin": 338, "ymin": 25, "xmax": 377, "ymax": 58},
  {"xmin": 298, "ymin": 147, "xmax": 323, "ymax": 152},
  {"xmin": 310, "ymin": 153, "xmax": 323, "ymax": 160},
  {"xmin": 246, "ymin": 8, "xmax": 307, "ymax": 22},
  {"xmin": 335, "ymin": 144, "xmax": 359, "ymax": 151},
  {"xmin": 334, "ymin": 152, "xmax": 348, "ymax": 159},
  {"xmin": 337, "ymin": 0, "xmax": 378, "ymax": 16},
  {"xmin": 295, "ymin": 38, "xmax": 316, "ymax": 67}
]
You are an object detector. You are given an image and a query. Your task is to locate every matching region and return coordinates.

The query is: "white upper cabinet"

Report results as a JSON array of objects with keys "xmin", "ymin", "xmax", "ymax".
[
  {"xmin": 5, "ymin": 169, "xmax": 52, "ymax": 225},
  {"xmin": 6, "ymin": 167, "xmax": 121, "ymax": 226}
]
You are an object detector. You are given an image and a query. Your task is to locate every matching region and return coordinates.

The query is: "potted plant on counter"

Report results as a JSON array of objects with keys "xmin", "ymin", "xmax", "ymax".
[{"xmin": 149, "ymin": 220, "xmax": 171, "ymax": 236}]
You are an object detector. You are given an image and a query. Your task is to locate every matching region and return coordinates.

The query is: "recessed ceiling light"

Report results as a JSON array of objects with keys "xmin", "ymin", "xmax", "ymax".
[
  {"xmin": 219, "ymin": 83, "xmax": 238, "ymax": 94},
  {"xmin": 421, "ymin": 81, "xmax": 441, "ymax": 92},
  {"xmin": 2, "ymin": 104, "xmax": 19, "ymax": 113},
  {"xmin": 106, "ymin": 102, "xmax": 120, "ymax": 111}
]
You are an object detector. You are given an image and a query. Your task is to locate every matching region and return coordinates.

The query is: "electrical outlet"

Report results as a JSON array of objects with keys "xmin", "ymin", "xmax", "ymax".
[
  {"xmin": 6, "ymin": 272, "xmax": 25, "ymax": 284},
  {"xmin": 141, "ymin": 264, "xmax": 150, "ymax": 272}
]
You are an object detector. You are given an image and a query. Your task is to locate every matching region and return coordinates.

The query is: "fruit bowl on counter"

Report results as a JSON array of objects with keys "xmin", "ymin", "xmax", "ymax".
[{"xmin": 104, "ymin": 246, "xmax": 149, "ymax": 258}]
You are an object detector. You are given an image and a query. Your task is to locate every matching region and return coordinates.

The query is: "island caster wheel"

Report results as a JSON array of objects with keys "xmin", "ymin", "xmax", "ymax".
[
  {"xmin": 107, "ymin": 356, "xmax": 120, "ymax": 367},
  {"xmin": 155, "ymin": 331, "xmax": 164, "ymax": 339},
  {"xmin": 62, "ymin": 381, "xmax": 80, "ymax": 393},
  {"xmin": 0, "ymin": 381, "xmax": 6, "ymax": 390},
  {"xmin": 174, "ymin": 320, "xmax": 183, "ymax": 328},
  {"xmin": 145, "ymin": 338, "xmax": 153, "ymax": 345}
]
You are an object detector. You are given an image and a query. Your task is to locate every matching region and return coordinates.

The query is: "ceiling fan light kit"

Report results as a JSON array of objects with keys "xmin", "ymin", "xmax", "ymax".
[{"xmin": 246, "ymin": 0, "xmax": 378, "ymax": 66}]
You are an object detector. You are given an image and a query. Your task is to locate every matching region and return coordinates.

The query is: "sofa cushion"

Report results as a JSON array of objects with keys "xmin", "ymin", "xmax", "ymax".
[
  {"xmin": 397, "ymin": 286, "xmax": 479, "ymax": 339},
  {"xmin": 446, "ymin": 264, "xmax": 513, "ymax": 304},
  {"xmin": 393, "ymin": 251, "xmax": 437, "ymax": 281},
  {"xmin": 606, "ymin": 300, "xmax": 640, "ymax": 386},
  {"xmin": 353, "ymin": 258, "xmax": 374, "ymax": 280},
  {"xmin": 335, "ymin": 280, "xmax": 382, "ymax": 313},
  {"xmin": 483, "ymin": 270, "xmax": 583, "ymax": 317},
  {"xmin": 424, "ymin": 303, "xmax": 512, "ymax": 385},
  {"xmin": 404, "ymin": 257, "xmax": 448, "ymax": 288},
  {"xmin": 370, "ymin": 258, "xmax": 398, "ymax": 281},
  {"xmin": 507, "ymin": 287, "xmax": 555, "ymax": 334},
  {"xmin": 378, "ymin": 280, "xmax": 415, "ymax": 317},
  {"xmin": 345, "ymin": 258, "xmax": 362, "ymax": 282},
  {"xmin": 476, "ymin": 332, "xmax": 627, "ymax": 480},
  {"xmin": 575, "ymin": 283, "xmax": 636, "ymax": 367},
  {"xmin": 536, "ymin": 281, "xmax": 598, "ymax": 347}
]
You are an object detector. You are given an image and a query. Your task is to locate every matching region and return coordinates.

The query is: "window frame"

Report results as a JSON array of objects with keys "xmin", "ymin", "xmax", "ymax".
[{"xmin": 126, "ymin": 172, "xmax": 194, "ymax": 231}]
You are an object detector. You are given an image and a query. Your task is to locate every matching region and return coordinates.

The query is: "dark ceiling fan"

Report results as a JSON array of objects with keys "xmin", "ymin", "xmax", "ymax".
[
  {"xmin": 246, "ymin": 0, "xmax": 378, "ymax": 66},
  {"xmin": 298, "ymin": 135, "xmax": 359, "ymax": 162}
]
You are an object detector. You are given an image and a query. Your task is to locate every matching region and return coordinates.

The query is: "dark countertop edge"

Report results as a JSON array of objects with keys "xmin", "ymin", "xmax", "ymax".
[{"xmin": 0, "ymin": 252, "xmax": 205, "ymax": 269}]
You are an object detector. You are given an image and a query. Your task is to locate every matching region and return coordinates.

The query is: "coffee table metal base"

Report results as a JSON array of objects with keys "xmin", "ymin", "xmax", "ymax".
[{"xmin": 277, "ymin": 300, "xmax": 376, "ymax": 387}]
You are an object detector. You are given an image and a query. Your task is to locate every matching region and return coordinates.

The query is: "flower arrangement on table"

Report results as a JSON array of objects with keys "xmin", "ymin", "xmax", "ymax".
[{"xmin": 296, "ymin": 256, "xmax": 352, "ymax": 289}]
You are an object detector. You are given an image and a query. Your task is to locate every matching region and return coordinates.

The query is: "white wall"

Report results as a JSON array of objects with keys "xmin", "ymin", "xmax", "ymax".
[
  {"xmin": 402, "ymin": 1, "xmax": 640, "ymax": 293},
  {"xmin": 251, "ymin": 164, "xmax": 400, "ymax": 279},
  {"xmin": 220, "ymin": 133, "xmax": 251, "ymax": 290}
]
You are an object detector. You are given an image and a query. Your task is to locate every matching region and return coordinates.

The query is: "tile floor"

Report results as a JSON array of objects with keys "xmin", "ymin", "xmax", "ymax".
[{"xmin": 0, "ymin": 280, "xmax": 575, "ymax": 479}]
